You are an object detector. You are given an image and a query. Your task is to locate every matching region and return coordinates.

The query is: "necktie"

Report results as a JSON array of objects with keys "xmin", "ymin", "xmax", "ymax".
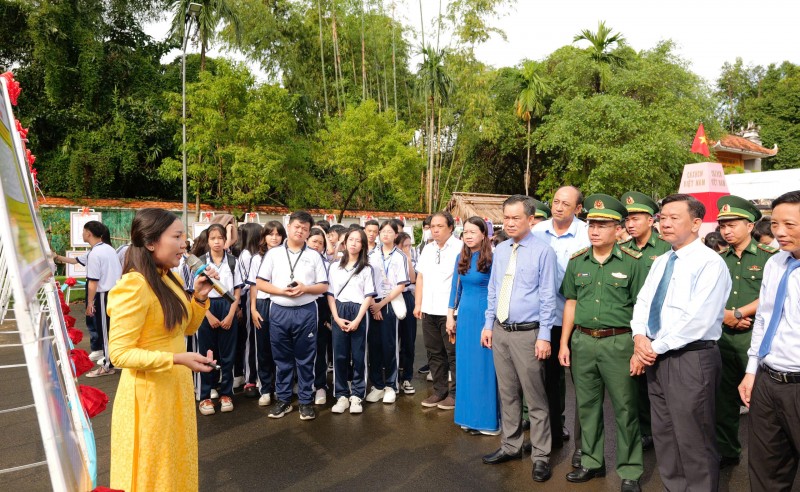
[
  {"xmin": 647, "ymin": 253, "xmax": 677, "ymax": 338},
  {"xmin": 497, "ymin": 243, "xmax": 519, "ymax": 323},
  {"xmin": 758, "ymin": 257, "xmax": 800, "ymax": 358}
]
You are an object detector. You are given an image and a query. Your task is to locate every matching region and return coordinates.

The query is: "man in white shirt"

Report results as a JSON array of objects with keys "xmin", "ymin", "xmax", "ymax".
[
  {"xmin": 414, "ymin": 211, "xmax": 462, "ymax": 410},
  {"xmin": 738, "ymin": 190, "xmax": 800, "ymax": 492},
  {"xmin": 532, "ymin": 186, "xmax": 590, "ymax": 454},
  {"xmin": 630, "ymin": 194, "xmax": 731, "ymax": 491}
]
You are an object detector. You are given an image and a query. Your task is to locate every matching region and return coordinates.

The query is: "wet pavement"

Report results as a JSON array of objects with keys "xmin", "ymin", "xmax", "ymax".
[{"xmin": 0, "ymin": 303, "xmax": 769, "ymax": 491}]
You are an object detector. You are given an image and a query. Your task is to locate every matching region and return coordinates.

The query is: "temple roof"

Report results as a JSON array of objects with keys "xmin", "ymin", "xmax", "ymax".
[{"xmin": 712, "ymin": 135, "xmax": 778, "ymax": 158}]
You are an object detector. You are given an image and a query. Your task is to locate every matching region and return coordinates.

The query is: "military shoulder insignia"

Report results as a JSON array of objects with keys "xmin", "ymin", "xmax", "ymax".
[
  {"xmin": 757, "ymin": 243, "xmax": 778, "ymax": 254},
  {"xmin": 718, "ymin": 246, "xmax": 730, "ymax": 255},
  {"xmin": 649, "ymin": 255, "xmax": 658, "ymax": 260},
  {"xmin": 620, "ymin": 246, "xmax": 643, "ymax": 259},
  {"xmin": 571, "ymin": 247, "xmax": 590, "ymax": 259}
]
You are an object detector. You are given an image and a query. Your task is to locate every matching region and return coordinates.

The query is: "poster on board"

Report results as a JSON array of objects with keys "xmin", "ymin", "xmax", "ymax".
[
  {"xmin": 65, "ymin": 250, "xmax": 88, "ymax": 278},
  {"xmin": 192, "ymin": 221, "xmax": 211, "ymax": 240},
  {"xmin": 69, "ymin": 211, "xmax": 102, "ymax": 248}
]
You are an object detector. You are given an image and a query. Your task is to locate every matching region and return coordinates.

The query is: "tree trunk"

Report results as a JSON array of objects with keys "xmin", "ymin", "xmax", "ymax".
[
  {"xmin": 391, "ymin": 3, "xmax": 398, "ymax": 121},
  {"xmin": 360, "ymin": 0, "xmax": 367, "ymax": 101},
  {"xmin": 427, "ymin": 98, "xmax": 435, "ymax": 213},
  {"xmin": 316, "ymin": 0, "xmax": 329, "ymax": 117},
  {"xmin": 525, "ymin": 118, "xmax": 531, "ymax": 195}
]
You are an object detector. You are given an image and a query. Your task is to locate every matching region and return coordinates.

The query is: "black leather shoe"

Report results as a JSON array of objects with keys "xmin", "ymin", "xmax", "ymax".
[
  {"xmin": 719, "ymin": 456, "xmax": 741, "ymax": 469},
  {"xmin": 522, "ymin": 441, "xmax": 532, "ymax": 454},
  {"xmin": 620, "ymin": 479, "xmax": 641, "ymax": 492},
  {"xmin": 562, "ymin": 425, "xmax": 570, "ymax": 441},
  {"xmin": 482, "ymin": 448, "xmax": 522, "ymax": 465},
  {"xmin": 641, "ymin": 434, "xmax": 654, "ymax": 450},
  {"xmin": 522, "ymin": 419, "xmax": 531, "ymax": 430},
  {"xmin": 566, "ymin": 466, "xmax": 606, "ymax": 483},
  {"xmin": 571, "ymin": 449, "xmax": 583, "ymax": 468},
  {"xmin": 532, "ymin": 460, "xmax": 552, "ymax": 482}
]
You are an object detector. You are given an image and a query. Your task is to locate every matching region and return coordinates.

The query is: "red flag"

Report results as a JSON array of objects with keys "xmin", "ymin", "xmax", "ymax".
[{"xmin": 691, "ymin": 123, "xmax": 710, "ymax": 157}]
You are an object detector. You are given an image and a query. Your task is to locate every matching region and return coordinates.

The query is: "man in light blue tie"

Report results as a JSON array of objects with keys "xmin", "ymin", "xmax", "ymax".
[
  {"xmin": 629, "ymin": 194, "xmax": 731, "ymax": 491},
  {"xmin": 738, "ymin": 190, "xmax": 800, "ymax": 492}
]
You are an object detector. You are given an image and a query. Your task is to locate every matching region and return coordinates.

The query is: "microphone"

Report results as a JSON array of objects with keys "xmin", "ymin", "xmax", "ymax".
[{"xmin": 184, "ymin": 254, "xmax": 236, "ymax": 303}]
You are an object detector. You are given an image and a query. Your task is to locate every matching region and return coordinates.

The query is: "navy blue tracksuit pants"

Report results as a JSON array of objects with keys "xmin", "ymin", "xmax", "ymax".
[
  {"xmin": 199, "ymin": 298, "xmax": 238, "ymax": 399},
  {"xmin": 314, "ymin": 297, "xmax": 332, "ymax": 391},
  {"xmin": 254, "ymin": 298, "xmax": 275, "ymax": 395},
  {"xmin": 269, "ymin": 302, "xmax": 317, "ymax": 405},
  {"xmin": 397, "ymin": 291, "xmax": 416, "ymax": 382},
  {"xmin": 332, "ymin": 300, "xmax": 368, "ymax": 399},
  {"xmin": 368, "ymin": 300, "xmax": 399, "ymax": 391}
]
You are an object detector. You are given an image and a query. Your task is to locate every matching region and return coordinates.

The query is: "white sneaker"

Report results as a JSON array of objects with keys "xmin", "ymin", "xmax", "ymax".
[
  {"xmin": 349, "ymin": 396, "xmax": 363, "ymax": 414},
  {"xmin": 210, "ymin": 389, "xmax": 219, "ymax": 399},
  {"xmin": 220, "ymin": 396, "xmax": 234, "ymax": 412},
  {"xmin": 233, "ymin": 376, "xmax": 245, "ymax": 389},
  {"xmin": 331, "ymin": 396, "xmax": 350, "ymax": 414},
  {"xmin": 383, "ymin": 387, "xmax": 397, "ymax": 404},
  {"xmin": 199, "ymin": 399, "xmax": 215, "ymax": 415},
  {"xmin": 401, "ymin": 380, "xmax": 415, "ymax": 394},
  {"xmin": 315, "ymin": 388, "xmax": 327, "ymax": 405},
  {"xmin": 258, "ymin": 393, "xmax": 272, "ymax": 407},
  {"xmin": 365, "ymin": 387, "xmax": 385, "ymax": 403},
  {"xmin": 426, "ymin": 373, "xmax": 433, "ymax": 382},
  {"xmin": 88, "ymin": 350, "xmax": 104, "ymax": 362}
]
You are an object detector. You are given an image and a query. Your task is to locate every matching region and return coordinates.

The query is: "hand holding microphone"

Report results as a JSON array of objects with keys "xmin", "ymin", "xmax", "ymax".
[{"xmin": 184, "ymin": 254, "xmax": 236, "ymax": 303}]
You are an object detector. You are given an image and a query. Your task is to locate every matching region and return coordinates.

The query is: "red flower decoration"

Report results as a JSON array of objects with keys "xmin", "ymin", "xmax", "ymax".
[
  {"xmin": 26, "ymin": 149, "xmax": 35, "ymax": 166},
  {"xmin": 70, "ymin": 349, "xmax": 94, "ymax": 377},
  {"xmin": 1, "ymin": 72, "xmax": 21, "ymax": 106},
  {"xmin": 61, "ymin": 302, "xmax": 71, "ymax": 315},
  {"xmin": 65, "ymin": 277, "xmax": 77, "ymax": 287},
  {"xmin": 67, "ymin": 327, "xmax": 83, "ymax": 344},
  {"xmin": 78, "ymin": 385, "xmax": 109, "ymax": 418},
  {"xmin": 64, "ymin": 314, "xmax": 76, "ymax": 328},
  {"xmin": 15, "ymin": 120, "xmax": 27, "ymax": 141}
]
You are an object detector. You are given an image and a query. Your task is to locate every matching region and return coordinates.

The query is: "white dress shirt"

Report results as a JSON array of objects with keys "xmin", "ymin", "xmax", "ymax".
[
  {"xmin": 368, "ymin": 246, "xmax": 410, "ymax": 299},
  {"xmin": 416, "ymin": 234, "xmax": 463, "ymax": 316},
  {"xmin": 86, "ymin": 242, "xmax": 123, "ymax": 293},
  {"xmin": 247, "ymin": 253, "xmax": 269, "ymax": 300},
  {"xmin": 532, "ymin": 216, "xmax": 590, "ymax": 325},
  {"xmin": 257, "ymin": 244, "xmax": 328, "ymax": 307},
  {"xmin": 327, "ymin": 263, "xmax": 377, "ymax": 304},
  {"xmin": 631, "ymin": 237, "xmax": 731, "ymax": 354},
  {"xmin": 205, "ymin": 252, "xmax": 243, "ymax": 299},
  {"xmin": 746, "ymin": 251, "xmax": 800, "ymax": 374}
]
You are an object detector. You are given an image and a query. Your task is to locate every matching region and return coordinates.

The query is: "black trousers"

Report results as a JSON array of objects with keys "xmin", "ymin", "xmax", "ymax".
[
  {"xmin": 422, "ymin": 314, "xmax": 455, "ymax": 398},
  {"xmin": 748, "ymin": 369, "xmax": 800, "ymax": 492},
  {"xmin": 647, "ymin": 345, "xmax": 721, "ymax": 491}
]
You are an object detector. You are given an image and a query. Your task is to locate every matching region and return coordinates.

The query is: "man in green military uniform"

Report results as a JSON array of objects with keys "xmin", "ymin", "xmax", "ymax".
[
  {"xmin": 619, "ymin": 191, "xmax": 671, "ymax": 450},
  {"xmin": 715, "ymin": 195, "xmax": 777, "ymax": 469},
  {"xmin": 532, "ymin": 199, "xmax": 551, "ymax": 225},
  {"xmin": 558, "ymin": 194, "xmax": 646, "ymax": 492}
]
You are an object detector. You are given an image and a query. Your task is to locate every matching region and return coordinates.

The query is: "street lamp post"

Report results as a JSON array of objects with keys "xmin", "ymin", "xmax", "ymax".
[{"xmin": 182, "ymin": 2, "xmax": 203, "ymax": 232}]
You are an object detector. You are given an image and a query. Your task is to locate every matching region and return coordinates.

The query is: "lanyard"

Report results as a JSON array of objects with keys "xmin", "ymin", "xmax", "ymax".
[
  {"xmin": 285, "ymin": 245, "xmax": 306, "ymax": 281},
  {"xmin": 380, "ymin": 247, "xmax": 395, "ymax": 277}
]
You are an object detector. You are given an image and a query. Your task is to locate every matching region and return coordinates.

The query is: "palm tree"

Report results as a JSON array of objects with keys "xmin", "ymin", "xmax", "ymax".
[
  {"xmin": 515, "ymin": 61, "xmax": 549, "ymax": 195},
  {"xmin": 169, "ymin": 0, "xmax": 242, "ymax": 72},
  {"xmin": 573, "ymin": 20, "xmax": 625, "ymax": 93},
  {"xmin": 418, "ymin": 45, "xmax": 452, "ymax": 212}
]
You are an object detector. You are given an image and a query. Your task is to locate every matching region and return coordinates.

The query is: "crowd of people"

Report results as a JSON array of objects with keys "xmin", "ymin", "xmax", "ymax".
[{"xmin": 53, "ymin": 186, "xmax": 800, "ymax": 492}]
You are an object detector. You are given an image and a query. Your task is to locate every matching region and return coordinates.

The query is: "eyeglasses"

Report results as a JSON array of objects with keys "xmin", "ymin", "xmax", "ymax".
[{"xmin": 436, "ymin": 248, "xmax": 441, "ymax": 264}]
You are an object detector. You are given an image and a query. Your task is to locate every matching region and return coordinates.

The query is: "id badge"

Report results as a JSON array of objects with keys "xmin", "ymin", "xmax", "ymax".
[{"xmin": 381, "ymin": 278, "xmax": 392, "ymax": 294}]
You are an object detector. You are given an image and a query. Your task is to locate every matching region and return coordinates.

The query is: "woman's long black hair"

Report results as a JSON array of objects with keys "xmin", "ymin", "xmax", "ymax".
[{"xmin": 338, "ymin": 229, "xmax": 370, "ymax": 274}]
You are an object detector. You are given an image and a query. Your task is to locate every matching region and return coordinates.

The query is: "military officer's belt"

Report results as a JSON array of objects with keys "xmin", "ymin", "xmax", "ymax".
[
  {"xmin": 500, "ymin": 321, "xmax": 539, "ymax": 332},
  {"xmin": 761, "ymin": 364, "xmax": 800, "ymax": 384},
  {"xmin": 576, "ymin": 326, "xmax": 631, "ymax": 338}
]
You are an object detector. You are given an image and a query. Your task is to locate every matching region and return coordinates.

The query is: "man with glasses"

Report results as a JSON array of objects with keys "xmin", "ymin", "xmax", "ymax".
[{"xmin": 414, "ymin": 211, "xmax": 462, "ymax": 410}]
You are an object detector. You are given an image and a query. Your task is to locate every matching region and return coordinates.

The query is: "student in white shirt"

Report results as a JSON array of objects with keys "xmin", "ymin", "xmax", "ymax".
[
  {"xmin": 247, "ymin": 221, "xmax": 286, "ymax": 408},
  {"xmin": 236, "ymin": 222, "xmax": 263, "ymax": 399},
  {"xmin": 738, "ymin": 190, "xmax": 800, "ymax": 492},
  {"xmin": 414, "ymin": 211, "xmax": 463, "ymax": 410},
  {"xmin": 327, "ymin": 228, "xmax": 376, "ymax": 414},
  {"xmin": 256, "ymin": 211, "xmax": 329, "ymax": 421},
  {"xmin": 197, "ymin": 224, "xmax": 243, "ymax": 416},
  {"xmin": 395, "ymin": 231, "xmax": 418, "ymax": 394},
  {"xmin": 308, "ymin": 228, "xmax": 332, "ymax": 405},
  {"xmin": 365, "ymin": 220, "xmax": 411, "ymax": 404}
]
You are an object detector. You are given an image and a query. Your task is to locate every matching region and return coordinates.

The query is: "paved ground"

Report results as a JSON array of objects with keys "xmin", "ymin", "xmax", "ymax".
[{"xmin": 0, "ymin": 302, "xmax": 771, "ymax": 491}]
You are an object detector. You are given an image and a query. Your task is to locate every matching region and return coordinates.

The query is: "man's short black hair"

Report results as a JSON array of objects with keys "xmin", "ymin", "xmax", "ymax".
[
  {"xmin": 752, "ymin": 218, "xmax": 773, "ymax": 241},
  {"xmin": 315, "ymin": 219, "xmax": 331, "ymax": 233},
  {"xmin": 329, "ymin": 224, "xmax": 347, "ymax": 236},
  {"xmin": 431, "ymin": 211, "xmax": 455, "ymax": 229},
  {"xmin": 364, "ymin": 219, "xmax": 379, "ymax": 228},
  {"xmin": 423, "ymin": 215, "xmax": 433, "ymax": 227},
  {"xmin": 771, "ymin": 190, "xmax": 800, "ymax": 209},
  {"xmin": 503, "ymin": 194, "xmax": 536, "ymax": 217},
  {"xmin": 289, "ymin": 211, "xmax": 314, "ymax": 226},
  {"xmin": 661, "ymin": 194, "xmax": 705, "ymax": 221}
]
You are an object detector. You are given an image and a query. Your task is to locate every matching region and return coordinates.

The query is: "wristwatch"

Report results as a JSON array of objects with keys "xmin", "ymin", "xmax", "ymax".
[{"xmin": 733, "ymin": 309, "xmax": 743, "ymax": 320}]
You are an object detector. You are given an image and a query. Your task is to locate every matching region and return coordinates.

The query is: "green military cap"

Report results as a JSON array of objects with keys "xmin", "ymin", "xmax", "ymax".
[
  {"xmin": 620, "ymin": 191, "xmax": 659, "ymax": 216},
  {"xmin": 584, "ymin": 194, "xmax": 628, "ymax": 221},
  {"xmin": 717, "ymin": 195, "xmax": 761, "ymax": 222},
  {"xmin": 532, "ymin": 198, "xmax": 551, "ymax": 219}
]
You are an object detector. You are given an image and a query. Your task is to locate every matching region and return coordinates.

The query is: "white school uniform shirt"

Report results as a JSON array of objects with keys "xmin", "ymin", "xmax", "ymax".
[
  {"xmin": 403, "ymin": 253, "xmax": 417, "ymax": 294},
  {"xmin": 631, "ymin": 237, "xmax": 731, "ymax": 355},
  {"xmin": 205, "ymin": 252, "xmax": 243, "ymax": 299},
  {"xmin": 238, "ymin": 249, "xmax": 253, "ymax": 294},
  {"xmin": 75, "ymin": 252, "xmax": 89, "ymax": 266},
  {"xmin": 327, "ymin": 262, "xmax": 377, "ymax": 304},
  {"xmin": 746, "ymin": 251, "xmax": 800, "ymax": 374},
  {"xmin": 369, "ymin": 246, "xmax": 411, "ymax": 299},
  {"xmin": 86, "ymin": 242, "xmax": 123, "ymax": 293},
  {"xmin": 257, "ymin": 244, "xmax": 329, "ymax": 307},
  {"xmin": 416, "ymin": 235, "xmax": 463, "ymax": 316},
  {"xmin": 116, "ymin": 244, "xmax": 129, "ymax": 268},
  {"xmin": 247, "ymin": 253, "xmax": 269, "ymax": 300}
]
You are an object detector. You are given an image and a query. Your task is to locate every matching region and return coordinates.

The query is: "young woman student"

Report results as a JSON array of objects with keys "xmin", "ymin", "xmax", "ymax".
[
  {"xmin": 395, "ymin": 231, "xmax": 417, "ymax": 394},
  {"xmin": 327, "ymin": 228, "xmax": 376, "ymax": 414},
  {"xmin": 366, "ymin": 220, "xmax": 410, "ymax": 404},
  {"xmin": 247, "ymin": 221, "xmax": 286, "ymax": 407},
  {"xmin": 236, "ymin": 222, "xmax": 263, "ymax": 398},
  {"xmin": 256, "ymin": 211, "xmax": 328, "ymax": 421},
  {"xmin": 197, "ymin": 223, "xmax": 243, "ymax": 415}
]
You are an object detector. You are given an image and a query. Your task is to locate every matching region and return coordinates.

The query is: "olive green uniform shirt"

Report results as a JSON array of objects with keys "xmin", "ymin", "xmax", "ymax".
[
  {"xmin": 719, "ymin": 238, "xmax": 777, "ymax": 311},
  {"xmin": 560, "ymin": 245, "xmax": 646, "ymax": 329},
  {"xmin": 622, "ymin": 230, "xmax": 671, "ymax": 270}
]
